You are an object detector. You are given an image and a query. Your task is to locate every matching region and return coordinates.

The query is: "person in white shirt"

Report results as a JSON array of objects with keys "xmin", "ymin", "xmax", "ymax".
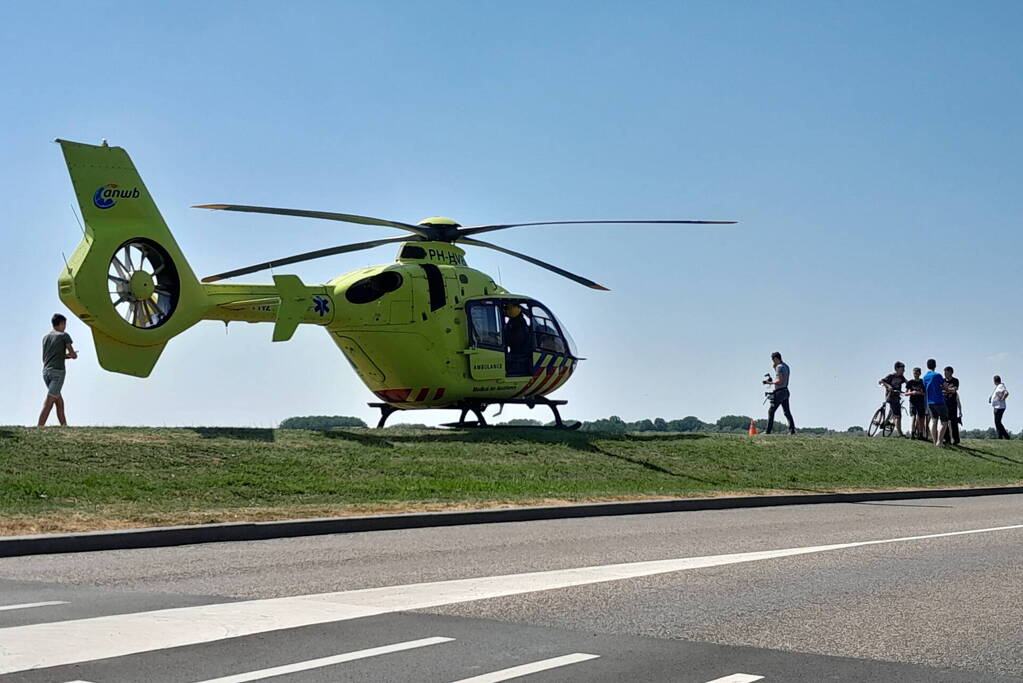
[{"xmin": 991, "ymin": 375, "xmax": 1011, "ymax": 439}]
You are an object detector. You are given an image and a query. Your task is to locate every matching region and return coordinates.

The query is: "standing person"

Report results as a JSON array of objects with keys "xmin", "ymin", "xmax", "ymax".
[
  {"xmin": 503, "ymin": 302, "xmax": 531, "ymax": 376},
  {"xmin": 763, "ymin": 351, "xmax": 796, "ymax": 434},
  {"xmin": 942, "ymin": 366, "xmax": 961, "ymax": 445},
  {"xmin": 38, "ymin": 313, "xmax": 78, "ymax": 427},
  {"xmin": 879, "ymin": 361, "xmax": 908, "ymax": 437},
  {"xmin": 905, "ymin": 367, "xmax": 928, "ymax": 440},
  {"xmin": 991, "ymin": 375, "xmax": 1011, "ymax": 439},
  {"xmin": 923, "ymin": 359, "xmax": 948, "ymax": 446}
]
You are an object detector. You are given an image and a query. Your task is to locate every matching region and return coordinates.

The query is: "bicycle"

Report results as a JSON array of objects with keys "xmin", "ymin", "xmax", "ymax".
[{"xmin": 868, "ymin": 389, "xmax": 905, "ymax": 437}]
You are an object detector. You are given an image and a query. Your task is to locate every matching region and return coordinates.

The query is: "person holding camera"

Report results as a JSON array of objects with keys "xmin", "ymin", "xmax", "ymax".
[
  {"xmin": 879, "ymin": 361, "xmax": 907, "ymax": 438},
  {"xmin": 764, "ymin": 351, "xmax": 796, "ymax": 434}
]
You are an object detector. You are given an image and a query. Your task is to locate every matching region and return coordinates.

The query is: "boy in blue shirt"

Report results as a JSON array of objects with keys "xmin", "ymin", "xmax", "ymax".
[{"xmin": 923, "ymin": 358, "xmax": 948, "ymax": 446}]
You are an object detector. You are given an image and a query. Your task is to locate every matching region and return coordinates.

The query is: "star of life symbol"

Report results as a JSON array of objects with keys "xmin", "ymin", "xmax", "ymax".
[{"xmin": 313, "ymin": 296, "xmax": 330, "ymax": 317}]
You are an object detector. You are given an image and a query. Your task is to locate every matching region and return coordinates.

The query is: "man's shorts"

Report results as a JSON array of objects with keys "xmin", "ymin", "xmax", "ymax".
[
  {"xmin": 887, "ymin": 398, "xmax": 902, "ymax": 414},
  {"xmin": 43, "ymin": 369, "xmax": 65, "ymax": 397},
  {"xmin": 928, "ymin": 404, "xmax": 949, "ymax": 421},
  {"xmin": 909, "ymin": 401, "xmax": 927, "ymax": 417}
]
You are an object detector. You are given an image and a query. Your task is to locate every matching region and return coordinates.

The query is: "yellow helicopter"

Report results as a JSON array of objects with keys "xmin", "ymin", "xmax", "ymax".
[{"xmin": 55, "ymin": 139, "xmax": 734, "ymax": 428}]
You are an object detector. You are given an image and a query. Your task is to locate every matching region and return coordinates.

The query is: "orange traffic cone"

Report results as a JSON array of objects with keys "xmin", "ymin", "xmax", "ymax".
[{"xmin": 748, "ymin": 419, "xmax": 758, "ymax": 435}]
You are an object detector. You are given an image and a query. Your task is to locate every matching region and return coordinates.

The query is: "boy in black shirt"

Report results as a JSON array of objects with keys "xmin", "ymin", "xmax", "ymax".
[
  {"xmin": 942, "ymin": 366, "xmax": 961, "ymax": 445},
  {"xmin": 905, "ymin": 367, "xmax": 927, "ymax": 440},
  {"xmin": 879, "ymin": 361, "xmax": 907, "ymax": 437}
]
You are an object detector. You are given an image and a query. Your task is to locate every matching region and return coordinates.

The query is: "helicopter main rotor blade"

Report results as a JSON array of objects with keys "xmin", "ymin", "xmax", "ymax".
[
  {"xmin": 459, "ymin": 237, "xmax": 609, "ymax": 291},
  {"xmin": 193, "ymin": 204, "xmax": 430, "ymax": 238},
  {"xmin": 457, "ymin": 219, "xmax": 736, "ymax": 238},
  {"xmin": 201, "ymin": 235, "xmax": 414, "ymax": 283}
]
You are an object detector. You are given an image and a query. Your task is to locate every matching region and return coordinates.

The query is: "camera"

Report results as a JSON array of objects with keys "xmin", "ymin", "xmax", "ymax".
[{"xmin": 762, "ymin": 373, "xmax": 773, "ymax": 385}]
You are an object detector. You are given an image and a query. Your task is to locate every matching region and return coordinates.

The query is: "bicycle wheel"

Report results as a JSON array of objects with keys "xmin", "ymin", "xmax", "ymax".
[
  {"xmin": 882, "ymin": 412, "xmax": 895, "ymax": 437},
  {"xmin": 868, "ymin": 407, "xmax": 885, "ymax": 436}
]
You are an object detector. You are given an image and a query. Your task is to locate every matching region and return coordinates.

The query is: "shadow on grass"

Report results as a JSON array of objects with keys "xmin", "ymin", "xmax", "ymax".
[
  {"xmin": 320, "ymin": 430, "xmax": 394, "ymax": 449},
  {"xmin": 955, "ymin": 444, "xmax": 1023, "ymax": 465},
  {"xmin": 0, "ymin": 428, "xmax": 18, "ymax": 440},
  {"xmin": 360, "ymin": 429, "xmax": 709, "ymax": 446},
  {"xmin": 339, "ymin": 429, "xmax": 732, "ymax": 485},
  {"xmin": 193, "ymin": 427, "xmax": 275, "ymax": 442}
]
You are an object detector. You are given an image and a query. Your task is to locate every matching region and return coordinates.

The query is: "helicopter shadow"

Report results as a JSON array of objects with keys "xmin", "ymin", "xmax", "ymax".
[
  {"xmin": 365, "ymin": 429, "xmax": 731, "ymax": 486},
  {"xmin": 320, "ymin": 430, "xmax": 395, "ymax": 449},
  {"xmin": 192, "ymin": 427, "xmax": 276, "ymax": 442}
]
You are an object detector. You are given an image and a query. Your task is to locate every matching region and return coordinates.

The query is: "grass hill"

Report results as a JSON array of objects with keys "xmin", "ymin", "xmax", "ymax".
[{"xmin": 1, "ymin": 426, "xmax": 1021, "ymax": 535}]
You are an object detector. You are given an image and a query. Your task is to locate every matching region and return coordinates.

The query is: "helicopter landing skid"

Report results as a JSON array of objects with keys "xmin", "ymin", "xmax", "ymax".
[{"xmin": 369, "ymin": 398, "xmax": 581, "ymax": 430}]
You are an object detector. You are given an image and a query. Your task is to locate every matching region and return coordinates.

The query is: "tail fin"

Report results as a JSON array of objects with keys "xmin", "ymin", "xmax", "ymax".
[{"xmin": 56, "ymin": 139, "xmax": 208, "ymax": 377}]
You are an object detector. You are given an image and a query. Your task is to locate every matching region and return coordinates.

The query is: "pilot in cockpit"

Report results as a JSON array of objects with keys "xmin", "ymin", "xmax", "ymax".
[{"xmin": 503, "ymin": 302, "xmax": 532, "ymax": 375}]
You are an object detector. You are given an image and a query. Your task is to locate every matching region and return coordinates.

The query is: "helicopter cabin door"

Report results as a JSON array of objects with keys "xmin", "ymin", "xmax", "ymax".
[{"xmin": 465, "ymin": 301, "xmax": 506, "ymax": 380}]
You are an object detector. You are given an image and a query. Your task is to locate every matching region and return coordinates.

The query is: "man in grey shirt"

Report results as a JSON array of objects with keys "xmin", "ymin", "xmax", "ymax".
[
  {"xmin": 38, "ymin": 313, "xmax": 78, "ymax": 426},
  {"xmin": 764, "ymin": 351, "xmax": 796, "ymax": 434}
]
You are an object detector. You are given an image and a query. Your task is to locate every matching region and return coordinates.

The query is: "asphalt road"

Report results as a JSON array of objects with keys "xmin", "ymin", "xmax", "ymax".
[{"xmin": 1, "ymin": 494, "xmax": 1021, "ymax": 682}]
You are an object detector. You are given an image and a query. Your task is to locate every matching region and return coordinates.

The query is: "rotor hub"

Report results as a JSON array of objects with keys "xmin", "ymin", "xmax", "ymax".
[
  {"xmin": 417, "ymin": 216, "xmax": 462, "ymax": 242},
  {"xmin": 129, "ymin": 270, "xmax": 155, "ymax": 300}
]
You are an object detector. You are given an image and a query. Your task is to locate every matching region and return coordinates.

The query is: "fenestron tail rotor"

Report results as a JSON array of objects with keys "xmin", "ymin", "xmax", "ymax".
[
  {"xmin": 193, "ymin": 204, "xmax": 736, "ymax": 289},
  {"xmin": 107, "ymin": 239, "xmax": 180, "ymax": 328}
]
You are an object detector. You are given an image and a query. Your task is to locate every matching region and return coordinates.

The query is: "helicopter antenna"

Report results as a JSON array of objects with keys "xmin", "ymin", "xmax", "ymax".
[
  {"xmin": 60, "ymin": 251, "xmax": 72, "ymax": 276},
  {"xmin": 70, "ymin": 204, "xmax": 85, "ymax": 236}
]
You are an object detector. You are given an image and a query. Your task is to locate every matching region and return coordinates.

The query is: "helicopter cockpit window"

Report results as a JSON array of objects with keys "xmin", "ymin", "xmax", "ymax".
[
  {"xmin": 468, "ymin": 303, "xmax": 503, "ymax": 349},
  {"xmin": 345, "ymin": 271, "xmax": 404, "ymax": 304},
  {"xmin": 526, "ymin": 303, "xmax": 567, "ymax": 355}
]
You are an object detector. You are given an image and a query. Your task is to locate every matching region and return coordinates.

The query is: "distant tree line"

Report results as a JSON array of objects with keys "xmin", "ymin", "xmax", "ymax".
[
  {"xmin": 497, "ymin": 415, "xmax": 834, "ymax": 433},
  {"xmin": 578, "ymin": 415, "xmax": 822, "ymax": 434},
  {"xmin": 279, "ymin": 415, "xmax": 367, "ymax": 429}
]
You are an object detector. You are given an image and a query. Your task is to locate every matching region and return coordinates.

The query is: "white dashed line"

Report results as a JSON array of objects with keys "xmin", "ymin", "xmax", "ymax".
[
  {"xmin": 703, "ymin": 674, "xmax": 765, "ymax": 683},
  {"xmin": 193, "ymin": 637, "xmax": 454, "ymax": 683},
  {"xmin": 0, "ymin": 601, "xmax": 68, "ymax": 612},
  {"xmin": 1, "ymin": 523, "xmax": 1020, "ymax": 674},
  {"xmin": 448, "ymin": 653, "xmax": 600, "ymax": 682}
]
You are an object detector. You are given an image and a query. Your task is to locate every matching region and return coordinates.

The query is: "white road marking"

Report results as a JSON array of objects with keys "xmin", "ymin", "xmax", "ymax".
[
  {"xmin": 194, "ymin": 636, "xmax": 454, "ymax": 683},
  {"xmin": 448, "ymin": 653, "xmax": 600, "ymax": 682},
  {"xmin": 0, "ymin": 601, "xmax": 68, "ymax": 612},
  {"xmin": 704, "ymin": 675, "xmax": 765, "ymax": 683},
  {"xmin": 0, "ymin": 523, "xmax": 1019, "ymax": 674}
]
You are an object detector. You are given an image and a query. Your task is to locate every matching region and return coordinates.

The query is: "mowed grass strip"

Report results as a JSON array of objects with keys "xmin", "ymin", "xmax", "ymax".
[{"xmin": 1, "ymin": 426, "xmax": 1021, "ymax": 534}]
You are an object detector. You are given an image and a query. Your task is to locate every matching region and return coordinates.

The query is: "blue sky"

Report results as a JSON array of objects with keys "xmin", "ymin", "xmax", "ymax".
[{"xmin": 3, "ymin": 1, "xmax": 1022, "ymax": 429}]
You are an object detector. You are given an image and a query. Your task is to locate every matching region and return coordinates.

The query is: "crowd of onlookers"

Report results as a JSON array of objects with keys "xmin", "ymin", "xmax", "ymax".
[{"xmin": 880, "ymin": 360, "xmax": 1010, "ymax": 446}]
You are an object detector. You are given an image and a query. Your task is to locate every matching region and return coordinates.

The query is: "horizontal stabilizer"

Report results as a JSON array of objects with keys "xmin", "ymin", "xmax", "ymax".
[{"xmin": 272, "ymin": 274, "xmax": 307, "ymax": 342}]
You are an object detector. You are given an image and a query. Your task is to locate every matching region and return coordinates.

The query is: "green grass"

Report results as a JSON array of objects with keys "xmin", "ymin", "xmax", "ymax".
[{"xmin": 1, "ymin": 426, "xmax": 1021, "ymax": 534}]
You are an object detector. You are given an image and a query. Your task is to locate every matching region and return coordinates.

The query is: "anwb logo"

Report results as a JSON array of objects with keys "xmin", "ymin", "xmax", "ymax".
[{"xmin": 93, "ymin": 184, "xmax": 140, "ymax": 209}]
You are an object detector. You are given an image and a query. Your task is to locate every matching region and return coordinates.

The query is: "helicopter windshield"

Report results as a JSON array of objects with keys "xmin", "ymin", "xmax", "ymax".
[
  {"xmin": 525, "ymin": 303, "xmax": 566, "ymax": 355},
  {"xmin": 548, "ymin": 310, "xmax": 578, "ymax": 357}
]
